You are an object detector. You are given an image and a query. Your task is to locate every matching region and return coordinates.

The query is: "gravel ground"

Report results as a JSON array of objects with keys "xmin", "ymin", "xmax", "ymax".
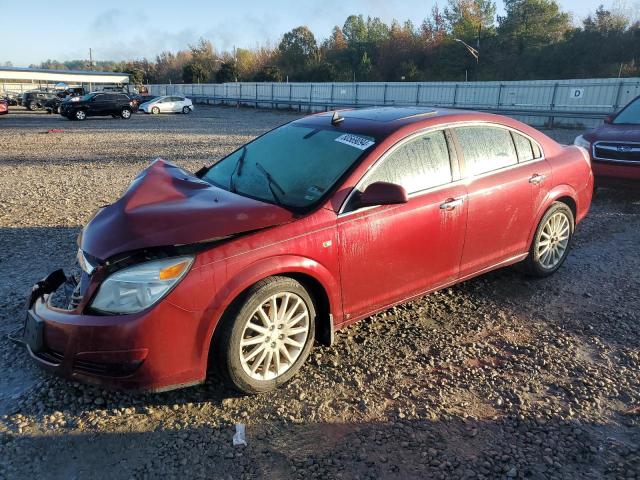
[{"xmin": 0, "ymin": 106, "xmax": 638, "ymax": 480}]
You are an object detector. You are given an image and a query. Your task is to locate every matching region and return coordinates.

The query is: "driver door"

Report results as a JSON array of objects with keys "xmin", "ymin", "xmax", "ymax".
[{"xmin": 337, "ymin": 129, "xmax": 468, "ymax": 320}]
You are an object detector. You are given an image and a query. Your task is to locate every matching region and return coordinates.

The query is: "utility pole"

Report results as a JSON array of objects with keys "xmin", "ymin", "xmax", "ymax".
[{"xmin": 88, "ymin": 48, "xmax": 93, "ymax": 91}]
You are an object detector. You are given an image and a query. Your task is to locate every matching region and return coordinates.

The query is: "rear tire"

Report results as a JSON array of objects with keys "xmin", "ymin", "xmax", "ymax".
[
  {"xmin": 215, "ymin": 276, "xmax": 316, "ymax": 394},
  {"xmin": 151, "ymin": 106, "xmax": 160, "ymax": 115},
  {"xmin": 523, "ymin": 202, "xmax": 574, "ymax": 277},
  {"xmin": 28, "ymin": 101, "xmax": 37, "ymax": 111}
]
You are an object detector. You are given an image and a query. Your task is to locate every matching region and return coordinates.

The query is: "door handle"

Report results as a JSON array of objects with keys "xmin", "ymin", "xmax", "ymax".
[
  {"xmin": 440, "ymin": 198, "xmax": 464, "ymax": 210},
  {"xmin": 529, "ymin": 174, "xmax": 546, "ymax": 184}
]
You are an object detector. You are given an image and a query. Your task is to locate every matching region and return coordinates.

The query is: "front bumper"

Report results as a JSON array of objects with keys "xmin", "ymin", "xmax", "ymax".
[
  {"xmin": 592, "ymin": 160, "xmax": 640, "ymax": 186},
  {"xmin": 22, "ymin": 269, "xmax": 208, "ymax": 392}
]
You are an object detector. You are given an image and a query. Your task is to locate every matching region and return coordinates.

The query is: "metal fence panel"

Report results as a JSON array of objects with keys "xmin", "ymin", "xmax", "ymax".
[{"xmin": 148, "ymin": 78, "xmax": 640, "ymax": 127}]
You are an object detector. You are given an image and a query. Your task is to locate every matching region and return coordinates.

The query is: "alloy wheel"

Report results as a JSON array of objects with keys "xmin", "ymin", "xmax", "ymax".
[
  {"xmin": 537, "ymin": 211, "xmax": 571, "ymax": 269},
  {"xmin": 239, "ymin": 292, "xmax": 310, "ymax": 381}
]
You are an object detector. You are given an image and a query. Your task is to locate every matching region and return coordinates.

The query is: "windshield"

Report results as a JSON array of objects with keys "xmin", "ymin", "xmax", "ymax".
[
  {"xmin": 78, "ymin": 93, "xmax": 96, "ymax": 102},
  {"xmin": 613, "ymin": 97, "xmax": 640, "ymax": 125},
  {"xmin": 201, "ymin": 123, "xmax": 376, "ymax": 210}
]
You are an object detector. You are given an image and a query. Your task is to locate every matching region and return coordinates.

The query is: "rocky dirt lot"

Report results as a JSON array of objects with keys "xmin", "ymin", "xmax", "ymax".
[{"xmin": 0, "ymin": 106, "xmax": 638, "ymax": 480}]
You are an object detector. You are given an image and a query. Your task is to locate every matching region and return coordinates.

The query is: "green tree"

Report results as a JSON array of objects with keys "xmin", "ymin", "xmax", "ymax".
[
  {"xmin": 182, "ymin": 38, "xmax": 218, "ymax": 83},
  {"xmin": 445, "ymin": 0, "xmax": 497, "ymax": 41},
  {"xmin": 215, "ymin": 61, "xmax": 239, "ymax": 83},
  {"xmin": 277, "ymin": 26, "xmax": 318, "ymax": 80},
  {"xmin": 583, "ymin": 4, "xmax": 629, "ymax": 34},
  {"xmin": 498, "ymin": 0, "xmax": 571, "ymax": 51},
  {"xmin": 183, "ymin": 62, "xmax": 209, "ymax": 83},
  {"xmin": 253, "ymin": 66, "xmax": 284, "ymax": 82}
]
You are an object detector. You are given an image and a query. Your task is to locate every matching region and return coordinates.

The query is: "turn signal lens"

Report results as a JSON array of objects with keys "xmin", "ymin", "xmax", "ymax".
[{"xmin": 159, "ymin": 260, "xmax": 191, "ymax": 280}]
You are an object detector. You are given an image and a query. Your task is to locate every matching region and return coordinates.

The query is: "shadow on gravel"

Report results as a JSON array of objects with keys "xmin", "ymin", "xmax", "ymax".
[{"xmin": 3, "ymin": 415, "xmax": 638, "ymax": 479}]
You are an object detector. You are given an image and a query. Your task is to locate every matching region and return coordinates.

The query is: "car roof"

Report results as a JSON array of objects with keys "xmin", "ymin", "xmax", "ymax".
[{"xmin": 295, "ymin": 106, "xmax": 523, "ymax": 139}]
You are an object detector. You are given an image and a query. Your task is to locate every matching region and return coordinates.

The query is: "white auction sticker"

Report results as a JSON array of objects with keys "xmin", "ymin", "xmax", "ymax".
[{"xmin": 334, "ymin": 134, "xmax": 375, "ymax": 150}]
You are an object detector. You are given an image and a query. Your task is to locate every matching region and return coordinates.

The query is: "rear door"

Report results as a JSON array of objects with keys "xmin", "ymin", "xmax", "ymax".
[
  {"xmin": 452, "ymin": 125, "xmax": 544, "ymax": 276},
  {"xmin": 337, "ymin": 129, "xmax": 467, "ymax": 320},
  {"xmin": 171, "ymin": 96, "xmax": 185, "ymax": 111}
]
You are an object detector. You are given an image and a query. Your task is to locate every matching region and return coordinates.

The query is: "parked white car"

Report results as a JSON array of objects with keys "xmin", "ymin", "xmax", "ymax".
[{"xmin": 139, "ymin": 95, "xmax": 193, "ymax": 114}]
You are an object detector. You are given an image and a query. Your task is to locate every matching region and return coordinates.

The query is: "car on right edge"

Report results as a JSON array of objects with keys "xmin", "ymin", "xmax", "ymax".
[{"xmin": 574, "ymin": 95, "xmax": 640, "ymax": 186}]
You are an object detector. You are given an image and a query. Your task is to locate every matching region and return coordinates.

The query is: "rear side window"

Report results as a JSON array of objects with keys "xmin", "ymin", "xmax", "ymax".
[
  {"xmin": 512, "ymin": 132, "xmax": 542, "ymax": 162},
  {"xmin": 360, "ymin": 130, "xmax": 452, "ymax": 195},
  {"xmin": 455, "ymin": 126, "xmax": 518, "ymax": 176},
  {"xmin": 512, "ymin": 132, "xmax": 534, "ymax": 162}
]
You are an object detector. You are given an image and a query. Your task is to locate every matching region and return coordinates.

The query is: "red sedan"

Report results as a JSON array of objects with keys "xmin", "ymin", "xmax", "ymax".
[
  {"xmin": 575, "ymin": 95, "xmax": 640, "ymax": 186},
  {"xmin": 22, "ymin": 107, "xmax": 593, "ymax": 394},
  {"xmin": 0, "ymin": 98, "xmax": 8, "ymax": 115}
]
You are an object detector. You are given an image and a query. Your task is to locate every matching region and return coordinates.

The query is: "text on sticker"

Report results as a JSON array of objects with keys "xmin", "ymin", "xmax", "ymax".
[{"xmin": 335, "ymin": 134, "xmax": 375, "ymax": 151}]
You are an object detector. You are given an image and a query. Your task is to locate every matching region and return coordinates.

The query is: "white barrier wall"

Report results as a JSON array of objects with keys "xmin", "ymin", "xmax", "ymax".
[{"xmin": 149, "ymin": 78, "xmax": 640, "ymax": 128}]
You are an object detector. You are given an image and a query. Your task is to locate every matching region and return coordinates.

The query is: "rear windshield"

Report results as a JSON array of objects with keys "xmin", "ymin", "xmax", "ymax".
[
  {"xmin": 201, "ymin": 123, "xmax": 376, "ymax": 210},
  {"xmin": 613, "ymin": 97, "xmax": 640, "ymax": 125}
]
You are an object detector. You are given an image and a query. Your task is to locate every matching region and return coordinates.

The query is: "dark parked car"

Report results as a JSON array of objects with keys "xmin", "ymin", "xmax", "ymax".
[
  {"xmin": 574, "ymin": 95, "xmax": 640, "ymax": 186},
  {"xmin": 5, "ymin": 93, "xmax": 19, "ymax": 106},
  {"xmin": 23, "ymin": 90, "xmax": 58, "ymax": 111},
  {"xmin": 131, "ymin": 94, "xmax": 158, "ymax": 110},
  {"xmin": 22, "ymin": 107, "xmax": 593, "ymax": 394},
  {"xmin": 44, "ymin": 88, "xmax": 85, "ymax": 114},
  {"xmin": 60, "ymin": 92, "xmax": 134, "ymax": 120}
]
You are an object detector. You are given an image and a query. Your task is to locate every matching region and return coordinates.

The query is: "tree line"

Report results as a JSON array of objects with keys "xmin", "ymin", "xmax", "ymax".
[{"xmin": 31, "ymin": 0, "xmax": 640, "ymax": 84}]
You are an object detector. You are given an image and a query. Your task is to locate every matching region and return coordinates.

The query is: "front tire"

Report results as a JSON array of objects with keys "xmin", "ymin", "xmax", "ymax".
[
  {"xmin": 74, "ymin": 110, "xmax": 86, "ymax": 121},
  {"xmin": 182, "ymin": 106, "xmax": 191, "ymax": 114},
  {"xmin": 524, "ymin": 202, "xmax": 574, "ymax": 277},
  {"xmin": 120, "ymin": 108, "xmax": 131, "ymax": 119},
  {"xmin": 215, "ymin": 276, "xmax": 316, "ymax": 394},
  {"xmin": 28, "ymin": 101, "xmax": 37, "ymax": 111}
]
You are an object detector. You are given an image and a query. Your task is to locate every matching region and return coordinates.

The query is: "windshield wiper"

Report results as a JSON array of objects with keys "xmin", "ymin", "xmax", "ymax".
[
  {"xmin": 255, "ymin": 162, "xmax": 286, "ymax": 207},
  {"xmin": 229, "ymin": 146, "xmax": 247, "ymax": 193}
]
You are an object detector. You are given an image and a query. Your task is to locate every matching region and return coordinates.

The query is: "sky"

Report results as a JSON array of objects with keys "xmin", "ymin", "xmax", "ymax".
[{"xmin": 0, "ymin": 0, "xmax": 632, "ymax": 66}]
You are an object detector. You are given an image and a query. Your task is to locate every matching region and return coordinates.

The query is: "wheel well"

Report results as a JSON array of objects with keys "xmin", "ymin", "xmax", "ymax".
[
  {"xmin": 209, "ymin": 272, "xmax": 334, "ymax": 367},
  {"xmin": 555, "ymin": 196, "xmax": 577, "ymax": 222},
  {"xmin": 284, "ymin": 273, "xmax": 333, "ymax": 346}
]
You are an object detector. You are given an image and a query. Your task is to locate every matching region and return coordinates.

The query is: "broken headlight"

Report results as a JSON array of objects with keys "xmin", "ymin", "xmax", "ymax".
[{"xmin": 90, "ymin": 256, "xmax": 193, "ymax": 314}]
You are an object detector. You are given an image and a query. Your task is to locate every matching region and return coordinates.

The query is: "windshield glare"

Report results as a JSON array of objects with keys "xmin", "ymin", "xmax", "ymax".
[
  {"xmin": 201, "ymin": 124, "xmax": 375, "ymax": 209},
  {"xmin": 613, "ymin": 98, "xmax": 640, "ymax": 125}
]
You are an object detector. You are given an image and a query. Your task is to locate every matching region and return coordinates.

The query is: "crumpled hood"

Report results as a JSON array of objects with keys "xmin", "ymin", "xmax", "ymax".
[
  {"xmin": 81, "ymin": 158, "xmax": 295, "ymax": 260},
  {"xmin": 584, "ymin": 123, "xmax": 640, "ymax": 143}
]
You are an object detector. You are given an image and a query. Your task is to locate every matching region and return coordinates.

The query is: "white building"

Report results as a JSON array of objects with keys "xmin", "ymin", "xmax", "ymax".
[{"xmin": 0, "ymin": 67, "xmax": 130, "ymax": 94}]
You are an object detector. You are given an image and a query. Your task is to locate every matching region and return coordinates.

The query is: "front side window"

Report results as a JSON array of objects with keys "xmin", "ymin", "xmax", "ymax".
[
  {"xmin": 201, "ymin": 124, "xmax": 375, "ymax": 210},
  {"xmin": 359, "ymin": 130, "xmax": 452, "ymax": 196},
  {"xmin": 455, "ymin": 126, "xmax": 518, "ymax": 176},
  {"xmin": 613, "ymin": 97, "xmax": 640, "ymax": 125}
]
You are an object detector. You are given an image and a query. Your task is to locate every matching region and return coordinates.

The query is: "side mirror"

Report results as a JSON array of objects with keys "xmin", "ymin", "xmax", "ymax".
[
  {"xmin": 604, "ymin": 113, "xmax": 615, "ymax": 124},
  {"xmin": 357, "ymin": 181, "xmax": 408, "ymax": 208}
]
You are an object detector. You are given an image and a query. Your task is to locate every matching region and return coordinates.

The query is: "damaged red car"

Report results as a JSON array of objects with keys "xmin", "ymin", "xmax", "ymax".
[
  {"xmin": 22, "ymin": 107, "xmax": 593, "ymax": 394},
  {"xmin": 574, "ymin": 95, "xmax": 640, "ymax": 186}
]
